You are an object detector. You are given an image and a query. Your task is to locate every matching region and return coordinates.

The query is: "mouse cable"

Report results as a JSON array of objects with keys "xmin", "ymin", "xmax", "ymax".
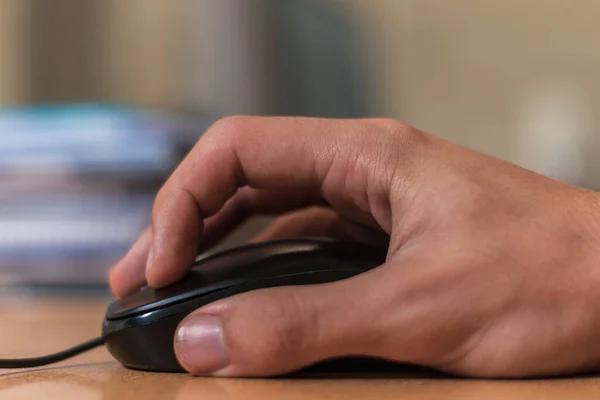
[{"xmin": 0, "ymin": 336, "xmax": 105, "ymax": 368}]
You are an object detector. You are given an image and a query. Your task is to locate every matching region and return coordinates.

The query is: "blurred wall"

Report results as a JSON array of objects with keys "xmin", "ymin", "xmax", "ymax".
[
  {"xmin": 105, "ymin": 0, "xmax": 272, "ymax": 114},
  {"xmin": 26, "ymin": 1, "xmax": 110, "ymax": 102},
  {"xmin": 0, "ymin": 0, "xmax": 270, "ymax": 112},
  {"xmin": 0, "ymin": 0, "xmax": 599, "ymax": 186},
  {"xmin": 0, "ymin": 0, "xmax": 27, "ymax": 104},
  {"xmin": 178, "ymin": 0, "xmax": 272, "ymax": 115},
  {"xmin": 353, "ymin": 0, "xmax": 600, "ymax": 186},
  {"xmin": 104, "ymin": 0, "xmax": 180, "ymax": 108}
]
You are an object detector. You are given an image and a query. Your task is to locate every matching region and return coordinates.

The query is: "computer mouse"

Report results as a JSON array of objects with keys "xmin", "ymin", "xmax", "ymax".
[{"xmin": 102, "ymin": 238, "xmax": 387, "ymax": 372}]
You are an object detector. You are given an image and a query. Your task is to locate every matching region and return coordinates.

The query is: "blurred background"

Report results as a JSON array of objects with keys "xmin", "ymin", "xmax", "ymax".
[{"xmin": 0, "ymin": 0, "xmax": 598, "ymax": 291}]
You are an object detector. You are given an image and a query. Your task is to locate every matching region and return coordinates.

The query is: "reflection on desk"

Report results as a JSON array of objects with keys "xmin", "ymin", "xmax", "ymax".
[{"xmin": 1, "ymin": 297, "xmax": 600, "ymax": 400}]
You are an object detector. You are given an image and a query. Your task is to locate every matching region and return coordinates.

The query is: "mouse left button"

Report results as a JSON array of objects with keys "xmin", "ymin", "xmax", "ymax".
[
  {"xmin": 105, "ymin": 285, "xmax": 160, "ymax": 320},
  {"xmin": 105, "ymin": 272, "xmax": 200, "ymax": 320}
]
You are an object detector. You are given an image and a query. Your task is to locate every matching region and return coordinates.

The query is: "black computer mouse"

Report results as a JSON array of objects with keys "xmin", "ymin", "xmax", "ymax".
[{"xmin": 102, "ymin": 238, "xmax": 387, "ymax": 372}]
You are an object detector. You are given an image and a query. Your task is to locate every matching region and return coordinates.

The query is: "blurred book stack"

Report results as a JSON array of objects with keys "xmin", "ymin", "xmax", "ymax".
[{"xmin": 0, "ymin": 104, "xmax": 200, "ymax": 288}]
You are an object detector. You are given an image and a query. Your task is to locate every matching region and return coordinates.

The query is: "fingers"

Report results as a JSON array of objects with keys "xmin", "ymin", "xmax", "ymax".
[
  {"xmin": 109, "ymin": 187, "xmax": 324, "ymax": 298},
  {"xmin": 173, "ymin": 267, "xmax": 392, "ymax": 377},
  {"xmin": 147, "ymin": 117, "xmax": 405, "ymax": 288},
  {"xmin": 250, "ymin": 206, "xmax": 389, "ymax": 247},
  {"xmin": 108, "ymin": 227, "xmax": 152, "ymax": 298},
  {"xmin": 110, "ymin": 203, "xmax": 377, "ymax": 299},
  {"xmin": 199, "ymin": 187, "xmax": 325, "ymax": 252}
]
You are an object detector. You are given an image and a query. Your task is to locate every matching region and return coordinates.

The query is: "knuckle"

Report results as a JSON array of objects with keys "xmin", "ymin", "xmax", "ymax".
[
  {"xmin": 376, "ymin": 118, "xmax": 431, "ymax": 149},
  {"xmin": 206, "ymin": 115, "xmax": 253, "ymax": 144},
  {"xmin": 155, "ymin": 183, "xmax": 170, "ymax": 203},
  {"xmin": 367, "ymin": 119, "xmax": 434, "ymax": 194},
  {"xmin": 152, "ymin": 183, "xmax": 189, "ymax": 220},
  {"xmin": 152, "ymin": 184, "xmax": 170, "ymax": 216},
  {"xmin": 359, "ymin": 118, "xmax": 433, "ymax": 179}
]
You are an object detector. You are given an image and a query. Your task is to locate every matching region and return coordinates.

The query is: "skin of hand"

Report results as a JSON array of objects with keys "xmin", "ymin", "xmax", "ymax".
[{"xmin": 109, "ymin": 116, "xmax": 600, "ymax": 378}]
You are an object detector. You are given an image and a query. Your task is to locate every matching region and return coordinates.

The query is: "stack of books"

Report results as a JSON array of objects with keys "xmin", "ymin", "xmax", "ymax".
[{"xmin": 0, "ymin": 104, "xmax": 196, "ymax": 288}]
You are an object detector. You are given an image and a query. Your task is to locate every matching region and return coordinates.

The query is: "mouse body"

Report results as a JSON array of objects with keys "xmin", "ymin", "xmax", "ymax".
[{"xmin": 102, "ymin": 238, "xmax": 387, "ymax": 372}]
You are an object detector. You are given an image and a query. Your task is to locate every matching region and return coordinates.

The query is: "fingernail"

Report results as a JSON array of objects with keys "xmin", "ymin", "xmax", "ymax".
[
  {"xmin": 175, "ymin": 315, "xmax": 229, "ymax": 374},
  {"xmin": 145, "ymin": 247, "xmax": 153, "ymax": 273}
]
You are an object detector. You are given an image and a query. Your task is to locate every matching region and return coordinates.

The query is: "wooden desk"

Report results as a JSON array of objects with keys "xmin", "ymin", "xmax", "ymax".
[{"xmin": 2, "ymin": 295, "xmax": 600, "ymax": 399}]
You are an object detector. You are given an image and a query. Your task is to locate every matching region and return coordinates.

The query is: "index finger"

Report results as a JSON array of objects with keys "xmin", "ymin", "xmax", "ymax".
[{"xmin": 146, "ymin": 116, "xmax": 403, "ymax": 287}]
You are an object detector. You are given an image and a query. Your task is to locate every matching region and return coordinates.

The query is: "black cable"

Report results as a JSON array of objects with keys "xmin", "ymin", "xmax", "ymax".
[{"xmin": 0, "ymin": 337, "xmax": 105, "ymax": 368}]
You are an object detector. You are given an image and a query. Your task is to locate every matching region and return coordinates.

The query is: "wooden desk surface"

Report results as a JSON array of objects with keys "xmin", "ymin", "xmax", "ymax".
[{"xmin": 2, "ymin": 295, "xmax": 600, "ymax": 399}]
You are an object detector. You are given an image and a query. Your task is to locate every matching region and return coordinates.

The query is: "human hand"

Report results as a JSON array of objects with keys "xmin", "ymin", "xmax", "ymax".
[{"xmin": 109, "ymin": 116, "xmax": 600, "ymax": 378}]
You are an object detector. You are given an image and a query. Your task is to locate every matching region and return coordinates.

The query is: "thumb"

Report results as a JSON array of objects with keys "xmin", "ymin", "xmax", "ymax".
[{"xmin": 173, "ymin": 270, "xmax": 387, "ymax": 377}]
